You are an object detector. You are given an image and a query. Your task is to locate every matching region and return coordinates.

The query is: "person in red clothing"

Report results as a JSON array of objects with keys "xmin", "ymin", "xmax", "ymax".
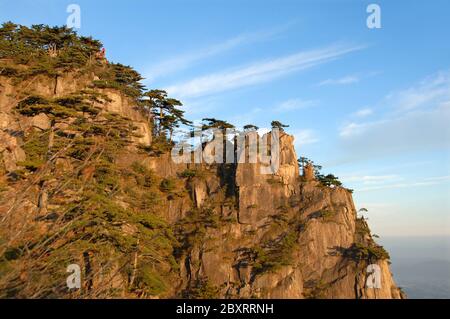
[{"xmin": 95, "ymin": 47, "xmax": 108, "ymax": 63}]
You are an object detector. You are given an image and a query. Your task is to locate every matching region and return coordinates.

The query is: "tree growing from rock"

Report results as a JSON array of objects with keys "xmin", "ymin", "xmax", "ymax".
[
  {"xmin": 318, "ymin": 174, "xmax": 342, "ymax": 187},
  {"xmin": 243, "ymin": 124, "xmax": 259, "ymax": 131},
  {"xmin": 201, "ymin": 118, "xmax": 235, "ymax": 131},
  {"xmin": 297, "ymin": 156, "xmax": 322, "ymax": 176},
  {"xmin": 297, "ymin": 157, "xmax": 342, "ymax": 187},
  {"xmin": 271, "ymin": 120, "xmax": 289, "ymax": 131},
  {"xmin": 141, "ymin": 89, "xmax": 191, "ymax": 141}
]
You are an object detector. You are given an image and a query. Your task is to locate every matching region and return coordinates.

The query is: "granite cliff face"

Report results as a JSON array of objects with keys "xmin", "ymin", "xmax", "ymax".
[
  {"xmin": 0, "ymin": 28, "xmax": 404, "ymax": 298},
  {"xmin": 161, "ymin": 132, "xmax": 404, "ymax": 299}
]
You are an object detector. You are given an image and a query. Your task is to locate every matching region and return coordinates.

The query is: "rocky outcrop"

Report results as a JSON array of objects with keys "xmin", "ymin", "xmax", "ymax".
[
  {"xmin": 0, "ymin": 67, "xmax": 403, "ymax": 299},
  {"xmin": 31, "ymin": 113, "xmax": 51, "ymax": 130},
  {"xmin": 0, "ymin": 130, "xmax": 26, "ymax": 172},
  {"xmin": 303, "ymin": 163, "xmax": 315, "ymax": 181},
  {"xmin": 168, "ymin": 132, "xmax": 404, "ymax": 299},
  {"xmin": 0, "ymin": 70, "xmax": 152, "ymax": 174},
  {"xmin": 97, "ymin": 89, "xmax": 151, "ymax": 146},
  {"xmin": 235, "ymin": 132, "xmax": 297, "ymax": 224}
]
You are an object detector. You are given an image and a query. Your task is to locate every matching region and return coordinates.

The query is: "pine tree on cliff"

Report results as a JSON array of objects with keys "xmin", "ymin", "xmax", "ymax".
[
  {"xmin": 271, "ymin": 120, "xmax": 289, "ymax": 131},
  {"xmin": 201, "ymin": 118, "xmax": 235, "ymax": 156},
  {"xmin": 201, "ymin": 118, "xmax": 235, "ymax": 131},
  {"xmin": 0, "ymin": 22, "xmax": 102, "ymax": 67},
  {"xmin": 142, "ymin": 89, "xmax": 191, "ymax": 141},
  {"xmin": 243, "ymin": 124, "xmax": 259, "ymax": 131},
  {"xmin": 297, "ymin": 156, "xmax": 309, "ymax": 170}
]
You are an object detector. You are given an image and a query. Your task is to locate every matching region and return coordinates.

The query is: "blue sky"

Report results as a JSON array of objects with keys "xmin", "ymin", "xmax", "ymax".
[{"xmin": 1, "ymin": 0, "xmax": 449, "ymax": 236}]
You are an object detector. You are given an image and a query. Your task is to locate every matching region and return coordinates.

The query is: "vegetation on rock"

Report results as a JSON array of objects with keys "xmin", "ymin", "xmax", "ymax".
[{"xmin": 0, "ymin": 22, "xmax": 402, "ymax": 299}]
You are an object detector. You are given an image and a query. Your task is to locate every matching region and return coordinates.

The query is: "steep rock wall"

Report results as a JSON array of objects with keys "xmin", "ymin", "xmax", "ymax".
[
  {"xmin": 163, "ymin": 131, "xmax": 404, "ymax": 299},
  {"xmin": 0, "ymin": 71, "xmax": 404, "ymax": 299}
]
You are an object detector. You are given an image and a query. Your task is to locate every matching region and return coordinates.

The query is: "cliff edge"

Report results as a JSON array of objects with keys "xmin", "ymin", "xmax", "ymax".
[{"xmin": 0, "ymin": 23, "xmax": 405, "ymax": 299}]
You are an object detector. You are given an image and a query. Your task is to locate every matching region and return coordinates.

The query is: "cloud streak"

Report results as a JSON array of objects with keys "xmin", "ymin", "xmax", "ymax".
[
  {"xmin": 317, "ymin": 71, "xmax": 381, "ymax": 87},
  {"xmin": 358, "ymin": 180, "xmax": 447, "ymax": 192},
  {"xmin": 274, "ymin": 98, "xmax": 317, "ymax": 112},
  {"xmin": 339, "ymin": 106, "xmax": 450, "ymax": 154},
  {"xmin": 342, "ymin": 174, "xmax": 401, "ymax": 185},
  {"xmin": 352, "ymin": 107, "xmax": 373, "ymax": 118},
  {"xmin": 293, "ymin": 129, "xmax": 319, "ymax": 148},
  {"xmin": 165, "ymin": 44, "xmax": 366, "ymax": 98},
  {"xmin": 318, "ymin": 75, "xmax": 359, "ymax": 86},
  {"xmin": 144, "ymin": 23, "xmax": 293, "ymax": 82},
  {"xmin": 386, "ymin": 71, "xmax": 450, "ymax": 112},
  {"xmin": 341, "ymin": 173, "xmax": 449, "ymax": 193},
  {"xmin": 337, "ymin": 71, "xmax": 450, "ymax": 162}
]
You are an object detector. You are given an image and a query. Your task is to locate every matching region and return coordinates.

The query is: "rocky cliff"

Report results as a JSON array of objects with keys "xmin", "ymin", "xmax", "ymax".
[{"xmin": 0, "ymin": 24, "xmax": 405, "ymax": 299}]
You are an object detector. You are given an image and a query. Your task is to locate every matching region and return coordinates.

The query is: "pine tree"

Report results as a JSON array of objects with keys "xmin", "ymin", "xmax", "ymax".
[
  {"xmin": 243, "ymin": 124, "xmax": 259, "ymax": 131},
  {"xmin": 201, "ymin": 118, "xmax": 235, "ymax": 130},
  {"xmin": 270, "ymin": 120, "xmax": 289, "ymax": 131},
  {"xmin": 141, "ymin": 90, "xmax": 192, "ymax": 141}
]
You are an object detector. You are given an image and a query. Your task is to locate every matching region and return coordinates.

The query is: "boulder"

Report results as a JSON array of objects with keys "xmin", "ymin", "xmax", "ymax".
[
  {"xmin": 31, "ymin": 113, "xmax": 50, "ymax": 130},
  {"xmin": 0, "ymin": 131, "xmax": 26, "ymax": 172}
]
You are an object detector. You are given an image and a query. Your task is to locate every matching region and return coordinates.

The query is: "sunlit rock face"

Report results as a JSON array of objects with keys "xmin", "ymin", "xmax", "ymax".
[
  {"xmin": 159, "ymin": 131, "xmax": 404, "ymax": 299},
  {"xmin": 0, "ymin": 59, "xmax": 403, "ymax": 299}
]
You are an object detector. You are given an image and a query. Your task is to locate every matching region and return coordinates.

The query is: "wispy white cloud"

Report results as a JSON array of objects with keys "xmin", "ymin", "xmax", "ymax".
[
  {"xmin": 339, "ymin": 106, "xmax": 450, "ymax": 151},
  {"xmin": 318, "ymin": 75, "xmax": 359, "ymax": 86},
  {"xmin": 340, "ymin": 172, "xmax": 450, "ymax": 192},
  {"xmin": 352, "ymin": 107, "xmax": 373, "ymax": 118},
  {"xmin": 386, "ymin": 71, "xmax": 450, "ymax": 112},
  {"xmin": 337, "ymin": 71, "xmax": 450, "ymax": 161},
  {"xmin": 423, "ymin": 175, "xmax": 450, "ymax": 182},
  {"xmin": 317, "ymin": 71, "xmax": 382, "ymax": 87},
  {"xmin": 339, "ymin": 121, "xmax": 369, "ymax": 137},
  {"xmin": 293, "ymin": 129, "xmax": 319, "ymax": 148},
  {"xmin": 274, "ymin": 98, "xmax": 317, "ymax": 112},
  {"xmin": 342, "ymin": 174, "xmax": 401, "ymax": 185},
  {"xmin": 165, "ymin": 44, "xmax": 366, "ymax": 98},
  {"xmin": 144, "ymin": 23, "xmax": 293, "ymax": 82},
  {"xmin": 358, "ymin": 180, "xmax": 445, "ymax": 192}
]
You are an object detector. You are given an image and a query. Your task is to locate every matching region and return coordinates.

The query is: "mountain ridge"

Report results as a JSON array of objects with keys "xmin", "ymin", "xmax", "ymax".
[{"xmin": 0, "ymin": 22, "xmax": 405, "ymax": 299}]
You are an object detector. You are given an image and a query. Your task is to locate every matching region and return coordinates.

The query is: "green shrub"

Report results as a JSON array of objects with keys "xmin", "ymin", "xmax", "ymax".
[
  {"xmin": 343, "ymin": 243, "xmax": 390, "ymax": 261},
  {"xmin": 16, "ymin": 96, "xmax": 52, "ymax": 116},
  {"xmin": 182, "ymin": 278, "xmax": 220, "ymax": 299},
  {"xmin": 16, "ymin": 94, "xmax": 101, "ymax": 119},
  {"xmin": 315, "ymin": 210, "xmax": 335, "ymax": 222},
  {"xmin": 252, "ymin": 231, "xmax": 298, "ymax": 275},
  {"xmin": 0, "ymin": 65, "xmax": 19, "ymax": 76},
  {"xmin": 0, "ymin": 22, "xmax": 102, "ymax": 79},
  {"xmin": 355, "ymin": 217, "xmax": 371, "ymax": 236},
  {"xmin": 136, "ymin": 266, "xmax": 167, "ymax": 295},
  {"xmin": 139, "ymin": 135, "xmax": 172, "ymax": 156},
  {"xmin": 179, "ymin": 169, "xmax": 202, "ymax": 179},
  {"xmin": 303, "ymin": 279, "xmax": 330, "ymax": 299},
  {"xmin": 19, "ymin": 131, "xmax": 50, "ymax": 171},
  {"xmin": 317, "ymin": 174, "xmax": 342, "ymax": 187},
  {"xmin": 160, "ymin": 178, "xmax": 176, "ymax": 193}
]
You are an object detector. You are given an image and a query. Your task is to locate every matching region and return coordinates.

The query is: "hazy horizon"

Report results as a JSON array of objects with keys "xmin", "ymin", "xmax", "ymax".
[{"xmin": 379, "ymin": 236, "xmax": 450, "ymax": 298}]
